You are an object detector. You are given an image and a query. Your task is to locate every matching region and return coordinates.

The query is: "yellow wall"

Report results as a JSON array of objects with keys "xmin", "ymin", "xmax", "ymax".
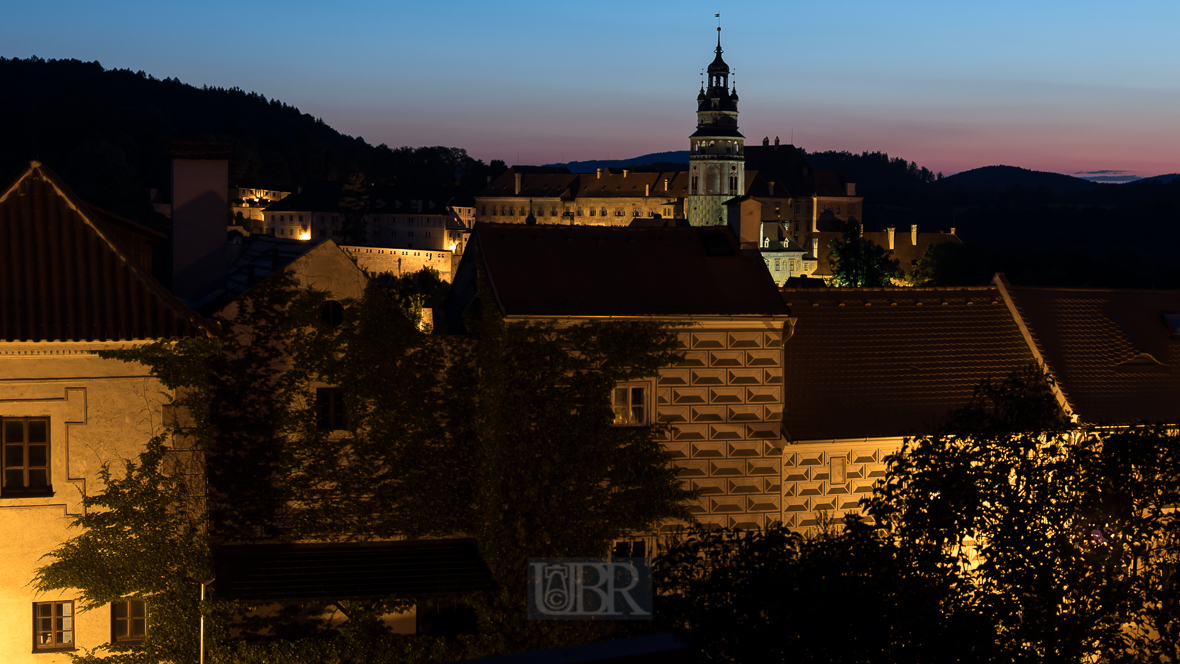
[{"xmin": 0, "ymin": 342, "xmax": 169, "ymax": 662}]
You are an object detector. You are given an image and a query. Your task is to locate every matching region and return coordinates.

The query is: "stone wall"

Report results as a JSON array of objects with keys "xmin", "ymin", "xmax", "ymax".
[{"xmin": 340, "ymin": 245, "xmax": 453, "ymax": 282}]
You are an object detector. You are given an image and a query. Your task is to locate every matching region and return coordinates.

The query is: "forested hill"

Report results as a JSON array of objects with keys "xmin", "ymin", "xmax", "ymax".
[{"xmin": 0, "ymin": 57, "xmax": 502, "ymax": 223}]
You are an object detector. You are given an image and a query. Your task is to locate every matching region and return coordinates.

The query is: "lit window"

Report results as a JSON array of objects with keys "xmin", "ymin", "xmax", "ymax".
[
  {"xmin": 33, "ymin": 601, "xmax": 73, "ymax": 651},
  {"xmin": 3, "ymin": 418, "xmax": 51, "ymax": 496},
  {"xmin": 612, "ymin": 385, "xmax": 647, "ymax": 426},
  {"xmin": 111, "ymin": 599, "xmax": 147, "ymax": 644}
]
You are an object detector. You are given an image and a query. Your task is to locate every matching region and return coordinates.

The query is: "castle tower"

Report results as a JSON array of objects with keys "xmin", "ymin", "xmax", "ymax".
[{"xmin": 688, "ymin": 27, "xmax": 744, "ymax": 226}]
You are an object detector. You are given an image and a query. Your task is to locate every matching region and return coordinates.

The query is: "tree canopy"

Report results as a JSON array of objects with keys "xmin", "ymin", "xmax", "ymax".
[
  {"xmin": 826, "ymin": 219, "xmax": 902, "ymax": 287},
  {"xmin": 654, "ymin": 367, "xmax": 1180, "ymax": 662},
  {"xmin": 36, "ymin": 266, "xmax": 691, "ymax": 661}
]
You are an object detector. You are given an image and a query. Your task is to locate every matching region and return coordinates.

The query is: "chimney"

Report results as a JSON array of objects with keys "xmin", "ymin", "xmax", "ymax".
[
  {"xmin": 846, "ymin": 183, "xmax": 856, "ymax": 196},
  {"xmin": 762, "ymin": 136, "xmax": 770, "ymax": 146},
  {"xmin": 664, "ymin": 178, "xmax": 668, "ymax": 191},
  {"xmin": 170, "ymin": 142, "xmax": 230, "ymax": 303},
  {"xmin": 596, "ymin": 168, "xmax": 602, "ymax": 179},
  {"xmin": 950, "ymin": 227, "xmax": 956, "ymax": 235},
  {"xmin": 514, "ymin": 172, "xmax": 522, "ymax": 195},
  {"xmin": 623, "ymin": 169, "xmax": 628, "ymax": 178},
  {"xmin": 811, "ymin": 236, "xmax": 818, "ymax": 258},
  {"xmin": 886, "ymin": 227, "xmax": 895, "ymax": 250},
  {"xmin": 768, "ymin": 181, "xmax": 775, "ymax": 196},
  {"xmin": 911, "ymin": 224, "xmax": 918, "ymax": 246},
  {"xmin": 774, "ymin": 136, "xmax": 780, "ymax": 146},
  {"xmin": 645, "ymin": 183, "xmax": 650, "ymax": 196},
  {"xmin": 486, "ymin": 175, "xmax": 492, "ymax": 184}
]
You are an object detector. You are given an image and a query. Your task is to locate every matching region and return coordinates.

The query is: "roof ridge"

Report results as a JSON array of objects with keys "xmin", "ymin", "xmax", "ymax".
[{"xmin": 1006, "ymin": 283, "xmax": 1180, "ymax": 295}]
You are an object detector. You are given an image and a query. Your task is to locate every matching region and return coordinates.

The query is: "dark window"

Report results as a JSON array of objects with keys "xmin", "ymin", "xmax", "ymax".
[
  {"xmin": 3, "ymin": 418, "xmax": 50, "ymax": 497},
  {"xmin": 316, "ymin": 388, "xmax": 347, "ymax": 431},
  {"xmin": 612, "ymin": 539, "xmax": 648, "ymax": 558},
  {"xmin": 33, "ymin": 601, "xmax": 74, "ymax": 651},
  {"xmin": 321, "ymin": 301, "xmax": 344, "ymax": 327},
  {"xmin": 111, "ymin": 599, "xmax": 147, "ymax": 644}
]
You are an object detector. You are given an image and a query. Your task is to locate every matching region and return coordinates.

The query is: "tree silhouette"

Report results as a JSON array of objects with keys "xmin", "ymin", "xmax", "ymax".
[{"xmin": 827, "ymin": 218, "xmax": 901, "ymax": 287}]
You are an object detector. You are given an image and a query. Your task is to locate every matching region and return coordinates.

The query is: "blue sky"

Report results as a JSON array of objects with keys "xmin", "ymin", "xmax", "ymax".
[{"xmin": 5, "ymin": 0, "xmax": 1180, "ymax": 176}]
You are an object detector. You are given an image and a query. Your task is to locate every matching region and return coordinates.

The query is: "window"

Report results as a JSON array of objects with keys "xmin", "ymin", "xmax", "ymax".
[
  {"xmin": 321, "ymin": 300, "xmax": 344, "ymax": 327},
  {"xmin": 33, "ymin": 601, "xmax": 73, "ymax": 651},
  {"xmin": 316, "ymin": 388, "xmax": 346, "ymax": 431},
  {"xmin": 3, "ymin": 418, "xmax": 50, "ymax": 496},
  {"xmin": 590, "ymin": 209, "xmax": 596, "ymax": 216},
  {"xmin": 774, "ymin": 259, "xmax": 781, "ymax": 271},
  {"xmin": 612, "ymin": 385, "xmax": 647, "ymax": 426},
  {"xmin": 111, "ymin": 599, "xmax": 146, "ymax": 644},
  {"xmin": 830, "ymin": 457, "xmax": 847, "ymax": 484},
  {"xmin": 612, "ymin": 538, "xmax": 648, "ymax": 558}
]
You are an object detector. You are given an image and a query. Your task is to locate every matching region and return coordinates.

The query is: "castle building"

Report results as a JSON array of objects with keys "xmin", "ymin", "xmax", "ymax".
[
  {"xmin": 473, "ymin": 30, "xmax": 863, "ymax": 246},
  {"xmin": 688, "ymin": 27, "xmax": 745, "ymax": 227}
]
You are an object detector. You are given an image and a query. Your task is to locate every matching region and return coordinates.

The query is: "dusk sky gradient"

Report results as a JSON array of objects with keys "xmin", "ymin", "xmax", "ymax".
[{"xmin": 5, "ymin": 1, "xmax": 1180, "ymax": 177}]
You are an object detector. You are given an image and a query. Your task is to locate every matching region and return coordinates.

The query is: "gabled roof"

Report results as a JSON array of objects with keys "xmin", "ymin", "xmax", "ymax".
[
  {"xmin": 212, "ymin": 539, "xmax": 494, "ymax": 601},
  {"xmin": 469, "ymin": 223, "xmax": 790, "ymax": 318},
  {"xmin": 0, "ymin": 162, "xmax": 209, "ymax": 342},
  {"xmin": 998, "ymin": 277, "xmax": 1180, "ymax": 425},
  {"xmin": 780, "ymin": 286, "xmax": 1036, "ymax": 441},
  {"xmin": 206, "ymin": 236, "xmax": 366, "ymax": 317}
]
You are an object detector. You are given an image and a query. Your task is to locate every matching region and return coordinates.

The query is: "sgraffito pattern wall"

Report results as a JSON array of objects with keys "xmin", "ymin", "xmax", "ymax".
[
  {"xmin": 780, "ymin": 441, "xmax": 899, "ymax": 535},
  {"xmin": 658, "ymin": 326, "xmax": 785, "ymax": 531}
]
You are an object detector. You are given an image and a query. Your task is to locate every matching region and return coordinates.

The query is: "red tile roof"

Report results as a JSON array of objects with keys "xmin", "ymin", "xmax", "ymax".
[
  {"xmin": 473, "ymin": 223, "xmax": 790, "ymax": 317},
  {"xmin": 780, "ymin": 286, "xmax": 1036, "ymax": 441},
  {"xmin": 1000, "ymin": 279, "xmax": 1180, "ymax": 425},
  {"xmin": 0, "ymin": 162, "xmax": 210, "ymax": 342}
]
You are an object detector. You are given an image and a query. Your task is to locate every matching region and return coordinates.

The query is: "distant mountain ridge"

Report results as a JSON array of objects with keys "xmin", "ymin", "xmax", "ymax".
[
  {"xmin": 940, "ymin": 165, "xmax": 1103, "ymax": 195},
  {"xmin": 545, "ymin": 151, "xmax": 690, "ymax": 173}
]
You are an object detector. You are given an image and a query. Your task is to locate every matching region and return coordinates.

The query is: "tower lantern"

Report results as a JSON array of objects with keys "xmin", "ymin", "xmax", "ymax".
[{"xmin": 688, "ymin": 26, "xmax": 745, "ymax": 226}]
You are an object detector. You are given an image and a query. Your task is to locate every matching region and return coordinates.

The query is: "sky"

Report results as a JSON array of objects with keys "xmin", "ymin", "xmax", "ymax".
[{"xmin": 4, "ymin": 0, "xmax": 1180, "ymax": 178}]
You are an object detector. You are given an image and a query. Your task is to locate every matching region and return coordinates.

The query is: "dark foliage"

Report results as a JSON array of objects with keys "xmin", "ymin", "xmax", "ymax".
[
  {"xmin": 826, "ymin": 219, "xmax": 901, "ymax": 287},
  {"xmin": 654, "ymin": 520, "xmax": 981, "ymax": 663},
  {"xmin": 865, "ymin": 367, "xmax": 1180, "ymax": 662}
]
